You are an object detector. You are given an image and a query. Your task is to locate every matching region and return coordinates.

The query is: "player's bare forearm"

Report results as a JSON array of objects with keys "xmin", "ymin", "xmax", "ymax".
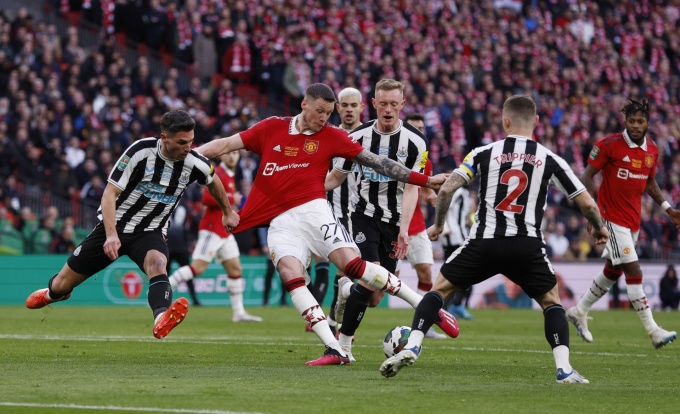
[
  {"xmin": 325, "ymin": 169, "xmax": 348, "ymax": 191},
  {"xmin": 645, "ymin": 177, "xmax": 666, "ymax": 206},
  {"xmin": 101, "ymin": 184, "xmax": 121, "ymax": 237},
  {"xmin": 353, "ymin": 150, "xmax": 412, "ymax": 183},
  {"xmin": 197, "ymin": 134, "xmax": 244, "ymax": 159},
  {"xmin": 207, "ymin": 178, "xmax": 232, "ymax": 216},
  {"xmin": 581, "ymin": 165, "xmax": 599, "ymax": 198},
  {"xmin": 434, "ymin": 174, "xmax": 467, "ymax": 228},
  {"xmin": 573, "ymin": 192, "xmax": 604, "ymax": 230}
]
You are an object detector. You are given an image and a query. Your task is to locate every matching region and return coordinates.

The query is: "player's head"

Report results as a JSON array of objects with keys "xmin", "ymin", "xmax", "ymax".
[
  {"xmin": 621, "ymin": 98, "xmax": 650, "ymax": 142},
  {"xmin": 405, "ymin": 113, "xmax": 425, "ymax": 134},
  {"xmin": 300, "ymin": 83, "xmax": 336, "ymax": 133},
  {"xmin": 372, "ymin": 79, "xmax": 405, "ymax": 133},
  {"xmin": 336, "ymin": 87, "xmax": 363, "ymax": 131},
  {"xmin": 502, "ymin": 95, "xmax": 538, "ymax": 134},
  {"xmin": 160, "ymin": 110, "xmax": 195, "ymax": 160},
  {"xmin": 220, "ymin": 150, "xmax": 240, "ymax": 170}
]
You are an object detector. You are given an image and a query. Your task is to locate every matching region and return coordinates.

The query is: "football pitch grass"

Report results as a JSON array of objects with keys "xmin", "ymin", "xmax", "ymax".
[{"xmin": 1, "ymin": 305, "xmax": 678, "ymax": 414}]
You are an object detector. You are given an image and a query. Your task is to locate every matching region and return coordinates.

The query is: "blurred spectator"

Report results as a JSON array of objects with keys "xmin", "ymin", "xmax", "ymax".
[
  {"xmin": 546, "ymin": 222, "xmax": 569, "ymax": 260},
  {"xmin": 479, "ymin": 276, "xmax": 532, "ymax": 309},
  {"xmin": 49, "ymin": 220, "xmax": 76, "ymax": 253},
  {"xmin": 659, "ymin": 264, "xmax": 680, "ymax": 311},
  {"xmin": 80, "ymin": 174, "xmax": 105, "ymax": 207}
]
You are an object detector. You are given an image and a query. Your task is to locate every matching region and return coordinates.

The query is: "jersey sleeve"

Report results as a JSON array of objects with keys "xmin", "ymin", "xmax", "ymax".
[
  {"xmin": 334, "ymin": 131, "xmax": 363, "ymax": 173},
  {"xmin": 550, "ymin": 155, "xmax": 586, "ymax": 199},
  {"xmin": 587, "ymin": 140, "xmax": 610, "ymax": 170},
  {"xmin": 453, "ymin": 150, "xmax": 478, "ymax": 183},
  {"xmin": 334, "ymin": 156, "xmax": 354, "ymax": 174},
  {"xmin": 108, "ymin": 140, "xmax": 148, "ymax": 190},
  {"xmin": 192, "ymin": 151, "xmax": 215, "ymax": 186},
  {"xmin": 240, "ymin": 118, "xmax": 271, "ymax": 154}
]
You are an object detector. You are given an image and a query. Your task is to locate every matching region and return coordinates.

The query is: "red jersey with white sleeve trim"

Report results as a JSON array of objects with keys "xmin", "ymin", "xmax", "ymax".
[
  {"xmin": 407, "ymin": 159, "xmax": 432, "ymax": 235},
  {"xmin": 198, "ymin": 163, "xmax": 236, "ymax": 238},
  {"xmin": 587, "ymin": 131, "xmax": 657, "ymax": 232},
  {"xmin": 235, "ymin": 116, "xmax": 363, "ymax": 232}
]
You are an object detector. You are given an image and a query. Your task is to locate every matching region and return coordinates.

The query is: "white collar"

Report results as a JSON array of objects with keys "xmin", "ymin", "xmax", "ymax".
[
  {"xmin": 289, "ymin": 115, "xmax": 318, "ymax": 136},
  {"xmin": 373, "ymin": 119, "xmax": 402, "ymax": 135},
  {"xmin": 622, "ymin": 129, "xmax": 648, "ymax": 151},
  {"xmin": 220, "ymin": 162, "xmax": 235, "ymax": 177}
]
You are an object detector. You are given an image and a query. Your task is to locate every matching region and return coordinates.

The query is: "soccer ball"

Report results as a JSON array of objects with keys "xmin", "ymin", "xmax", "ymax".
[{"xmin": 383, "ymin": 325, "xmax": 411, "ymax": 358}]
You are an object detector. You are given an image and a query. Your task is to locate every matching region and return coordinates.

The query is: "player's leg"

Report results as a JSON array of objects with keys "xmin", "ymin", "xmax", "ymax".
[
  {"xmin": 27, "ymin": 223, "xmax": 111, "ymax": 308},
  {"xmin": 619, "ymin": 259, "xmax": 677, "ymax": 348},
  {"xmin": 168, "ymin": 230, "xmax": 215, "ymax": 288},
  {"xmin": 222, "ymin": 253, "xmax": 263, "ymax": 323}
]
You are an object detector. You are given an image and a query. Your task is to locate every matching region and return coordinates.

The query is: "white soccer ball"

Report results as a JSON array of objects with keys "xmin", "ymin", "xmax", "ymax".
[{"xmin": 383, "ymin": 325, "xmax": 412, "ymax": 358}]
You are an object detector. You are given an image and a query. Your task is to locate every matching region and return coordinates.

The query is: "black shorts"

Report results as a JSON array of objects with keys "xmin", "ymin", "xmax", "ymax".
[
  {"xmin": 67, "ymin": 222, "xmax": 169, "ymax": 277},
  {"xmin": 350, "ymin": 212, "xmax": 399, "ymax": 273},
  {"xmin": 440, "ymin": 236, "xmax": 556, "ymax": 299}
]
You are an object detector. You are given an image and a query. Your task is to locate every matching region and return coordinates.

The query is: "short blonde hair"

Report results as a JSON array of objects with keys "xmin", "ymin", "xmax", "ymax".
[{"xmin": 375, "ymin": 79, "xmax": 405, "ymax": 94}]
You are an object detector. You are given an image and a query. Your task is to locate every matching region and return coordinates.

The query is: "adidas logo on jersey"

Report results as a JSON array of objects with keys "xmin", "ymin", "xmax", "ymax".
[
  {"xmin": 622, "ymin": 155, "xmax": 630, "ymax": 162},
  {"xmin": 273, "ymin": 145, "xmax": 281, "ymax": 152},
  {"xmin": 333, "ymin": 237, "xmax": 342, "ymax": 244}
]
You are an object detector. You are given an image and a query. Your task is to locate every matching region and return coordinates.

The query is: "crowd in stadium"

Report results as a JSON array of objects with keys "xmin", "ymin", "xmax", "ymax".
[{"xmin": 0, "ymin": 0, "xmax": 679, "ymax": 260}]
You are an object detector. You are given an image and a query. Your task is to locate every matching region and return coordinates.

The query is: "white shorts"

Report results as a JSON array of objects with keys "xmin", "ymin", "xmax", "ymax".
[
  {"xmin": 268, "ymin": 199, "xmax": 359, "ymax": 283},
  {"xmin": 192, "ymin": 230, "xmax": 240, "ymax": 263},
  {"xmin": 396, "ymin": 230, "xmax": 435, "ymax": 272},
  {"xmin": 602, "ymin": 220, "xmax": 639, "ymax": 266}
]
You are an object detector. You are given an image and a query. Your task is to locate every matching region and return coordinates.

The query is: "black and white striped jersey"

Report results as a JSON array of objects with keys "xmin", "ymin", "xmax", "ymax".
[
  {"xmin": 335, "ymin": 120, "xmax": 429, "ymax": 226},
  {"xmin": 441, "ymin": 187, "xmax": 470, "ymax": 248},
  {"xmin": 454, "ymin": 135, "xmax": 585, "ymax": 240},
  {"xmin": 102, "ymin": 137, "xmax": 215, "ymax": 235},
  {"xmin": 327, "ymin": 126, "xmax": 357, "ymax": 220}
]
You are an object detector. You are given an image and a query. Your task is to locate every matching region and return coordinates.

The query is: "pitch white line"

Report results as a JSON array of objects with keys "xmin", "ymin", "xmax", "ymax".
[
  {"xmin": 0, "ymin": 334, "xmax": 672, "ymax": 358},
  {"xmin": 0, "ymin": 402, "xmax": 265, "ymax": 414}
]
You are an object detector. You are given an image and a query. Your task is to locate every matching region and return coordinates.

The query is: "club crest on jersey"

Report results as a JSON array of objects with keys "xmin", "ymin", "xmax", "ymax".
[
  {"xmin": 117, "ymin": 155, "xmax": 130, "ymax": 171},
  {"xmin": 645, "ymin": 155, "xmax": 654, "ymax": 168},
  {"xmin": 179, "ymin": 172, "xmax": 190, "ymax": 185},
  {"xmin": 589, "ymin": 146, "xmax": 600, "ymax": 160},
  {"xmin": 355, "ymin": 232, "xmax": 366, "ymax": 243},
  {"xmin": 304, "ymin": 139, "xmax": 319, "ymax": 154}
]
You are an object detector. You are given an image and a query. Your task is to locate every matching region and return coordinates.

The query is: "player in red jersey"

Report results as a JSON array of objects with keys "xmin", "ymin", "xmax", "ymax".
[
  {"xmin": 567, "ymin": 99, "xmax": 680, "ymax": 349},
  {"xmin": 168, "ymin": 150, "xmax": 262, "ymax": 323},
  {"xmin": 197, "ymin": 83, "xmax": 459, "ymax": 366}
]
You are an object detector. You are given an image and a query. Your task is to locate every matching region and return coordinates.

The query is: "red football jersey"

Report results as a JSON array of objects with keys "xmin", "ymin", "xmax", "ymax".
[
  {"xmin": 588, "ymin": 131, "xmax": 658, "ymax": 232},
  {"xmin": 235, "ymin": 116, "xmax": 363, "ymax": 232},
  {"xmin": 407, "ymin": 159, "xmax": 432, "ymax": 236},
  {"xmin": 198, "ymin": 163, "xmax": 236, "ymax": 238}
]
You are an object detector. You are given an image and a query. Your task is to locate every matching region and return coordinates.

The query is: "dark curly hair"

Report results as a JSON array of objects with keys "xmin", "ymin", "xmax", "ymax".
[{"xmin": 621, "ymin": 99, "xmax": 650, "ymax": 121}]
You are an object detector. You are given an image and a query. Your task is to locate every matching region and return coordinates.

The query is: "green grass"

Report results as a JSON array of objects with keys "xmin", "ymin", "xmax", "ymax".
[{"xmin": 0, "ymin": 305, "xmax": 678, "ymax": 414}]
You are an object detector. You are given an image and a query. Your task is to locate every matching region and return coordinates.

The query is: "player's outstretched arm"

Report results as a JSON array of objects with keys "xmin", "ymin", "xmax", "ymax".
[
  {"xmin": 427, "ymin": 173, "xmax": 467, "ymax": 240},
  {"xmin": 353, "ymin": 149, "xmax": 445, "ymax": 189},
  {"xmin": 197, "ymin": 134, "xmax": 245, "ymax": 159},
  {"xmin": 206, "ymin": 177, "xmax": 239, "ymax": 231},
  {"xmin": 646, "ymin": 176, "xmax": 680, "ymax": 229},
  {"xmin": 573, "ymin": 191, "xmax": 608, "ymax": 244}
]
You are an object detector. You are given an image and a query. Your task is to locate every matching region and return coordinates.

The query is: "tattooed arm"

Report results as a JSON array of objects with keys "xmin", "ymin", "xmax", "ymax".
[
  {"xmin": 352, "ymin": 149, "xmax": 447, "ymax": 189},
  {"xmin": 647, "ymin": 175, "xmax": 680, "ymax": 228},
  {"xmin": 573, "ymin": 191, "xmax": 609, "ymax": 244},
  {"xmin": 426, "ymin": 173, "xmax": 468, "ymax": 241}
]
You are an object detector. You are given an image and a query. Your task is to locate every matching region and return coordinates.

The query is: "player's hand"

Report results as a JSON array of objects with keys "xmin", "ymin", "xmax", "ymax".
[
  {"xmin": 394, "ymin": 230, "xmax": 410, "ymax": 260},
  {"xmin": 590, "ymin": 225, "xmax": 609, "ymax": 245},
  {"xmin": 668, "ymin": 209, "xmax": 680, "ymax": 230},
  {"xmin": 223, "ymin": 209, "xmax": 240, "ymax": 233},
  {"xmin": 103, "ymin": 234, "xmax": 121, "ymax": 260},
  {"xmin": 426, "ymin": 173, "xmax": 449, "ymax": 190},
  {"xmin": 427, "ymin": 224, "xmax": 443, "ymax": 241}
]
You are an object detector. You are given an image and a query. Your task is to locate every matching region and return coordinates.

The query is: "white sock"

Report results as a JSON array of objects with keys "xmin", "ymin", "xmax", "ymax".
[
  {"xmin": 361, "ymin": 261, "xmax": 422, "ymax": 308},
  {"xmin": 627, "ymin": 284, "xmax": 658, "ymax": 334},
  {"xmin": 289, "ymin": 286, "xmax": 342, "ymax": 353},
  {"xmin": 577, "ymin": 272, "xmax": 616, "ymax": 314},
  {"xmin": 227, "ymin": 277, "xmax": 246, "ymax": 316},
  {"xmin": 169, "ymin": 265, "xmax": 194, "ymax": 289},
  {"xmin": 338, "ymin": 333, "xmax": 353, "ymax": 348},
  {"xmin": 405, "ymin": 329, "xmax": 425, "ymax": 350},
  {"xmin": 553, "ymin": 345, "xmax": 572, "ymax": 373}
]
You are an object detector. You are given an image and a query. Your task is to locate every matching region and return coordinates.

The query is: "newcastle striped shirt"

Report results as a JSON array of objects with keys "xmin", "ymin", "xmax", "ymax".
[
  {"xmin": 102, "ymin": 137, "xmax": 215, "ymax": 235},
  {"xmin": 454, "ymin": 135, "xmax": 585, "ymax": 239},
  {"xmin": 441, "ymin": 187, "xmax": 470, "ymax": 248},
  {"xmin": 336, "ymin": 120, "xmax": 429, "ymax": 226}
]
